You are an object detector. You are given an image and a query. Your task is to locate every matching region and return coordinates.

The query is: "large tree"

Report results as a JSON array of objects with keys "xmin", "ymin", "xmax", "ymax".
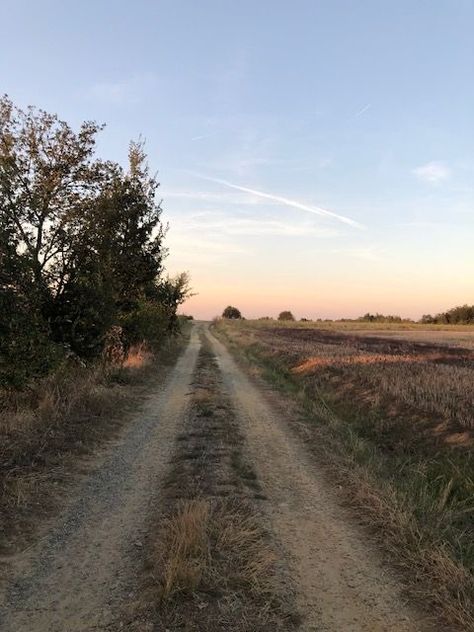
[
  {"xmin": 0, "ymin": 95, "xmax": 107, "ymax": 304},
  {"xmin": 1, "ymin": 95, "xmax": 188, "ymax": 377},
  {"xmin": 0, "ymin": 97, "xmax": 170, "ymax": 360}
]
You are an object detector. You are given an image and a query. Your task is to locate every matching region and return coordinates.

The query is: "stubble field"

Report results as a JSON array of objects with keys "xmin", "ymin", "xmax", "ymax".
[{"xmin": 215, "ymin": 318, "xmax": 474, "ymax": 630}]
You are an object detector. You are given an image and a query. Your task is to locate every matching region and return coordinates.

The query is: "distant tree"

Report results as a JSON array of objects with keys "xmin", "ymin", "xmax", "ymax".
[
  {"xmin": 421, "ymin": 305, "xmax": 474, "ymax": 325},
  {"xmin": 278, "ymin": 310, "xmax": 295, "ymax": 321},
  {"xmin": 420, "ymin": 314, "xmax": 436, "ymax": 324},
  {"xmin": 300, "ymin": 317, "xmax": 310, "ymax": 322},
  {"xmin": 358, "ymin": 313, "xmax": 406, "ymax": 324},
  {"xmin": 222, "ymin": 305, "xmax": 242, "ymax": 319}
]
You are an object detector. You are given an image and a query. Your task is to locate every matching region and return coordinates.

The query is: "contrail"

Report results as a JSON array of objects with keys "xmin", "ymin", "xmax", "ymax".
[
  {"xmin": 191, "ymin": 131, "xmax": 218, "ymax": 142},
  {"xmin": 195, "ymin": 175, "xmax": 364, "ymax": 229},
  {"xmin": 354, "ymin": 103, "xmax": 371, "ymax": 118}
]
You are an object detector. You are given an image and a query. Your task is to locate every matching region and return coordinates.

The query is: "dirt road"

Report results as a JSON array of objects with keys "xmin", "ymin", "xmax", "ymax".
[
  {"xmin": 0, "ymin": 324, "xmax": 429, "ymax": 631},
  {"xmin": 207, "ymin": 330, "xmax": 429, "ymax": 631},
  {"xmin": 0, "ymin": 327, "xmax": 200, "ymax": 632}
]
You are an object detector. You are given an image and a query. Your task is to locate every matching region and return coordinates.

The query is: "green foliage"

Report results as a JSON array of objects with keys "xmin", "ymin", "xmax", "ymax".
[
  {"xmin": 421, "ymin": 305, "xmax": 474, "ymax": 325},
  {"xmin": 0, "ymin": 96, "xmax": 190, "ymax": 386},
  {"xmin": 120, "ymin": 301, "xmax": 169, "ymax": 350},
  {"xmin": 222, "ymin": 306, "xmax": 242, "ymax": 319},
  {"xmin": 153, "ymin": 272, "xmax": 193, "ymax": 333},
  {"xmin": 0, "ymin": 228, "xmax": 59, "ymax": 386},
  {"xmin": 278, "ymin": 311, "xmax": 295, "ymax": 321},
  {"xmin": 50, "ymin": 257, "xmax": 116, "ymax": 358},
  {"xmin": 357, "ymin": 313, "xmax": 410, "ymax": 323}
]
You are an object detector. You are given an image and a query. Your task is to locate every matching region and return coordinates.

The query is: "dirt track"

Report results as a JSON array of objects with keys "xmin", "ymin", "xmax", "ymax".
[
  {"xmin": 0, "ymin": 328, "xmax": 200, "ymax": 632},
  {"xmin": 0, "ymin": 324, "xmax": 429, "ymax": 631},
  {"xmin": 207, "ymin": 330, "xmax": 429, "ymax": 632}
]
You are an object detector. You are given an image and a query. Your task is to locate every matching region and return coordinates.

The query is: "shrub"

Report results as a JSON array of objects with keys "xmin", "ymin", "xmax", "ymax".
[
  {"xmin": 278, "ymin": 311, "xmax": 295, "ymax": 321},
  {"xmin": 120, "ymin": 301, "xmax": 169, "ymax": 351},
  {"xmin": 222, "ymin": 306, "xmax": 242, "ymax": 319}
]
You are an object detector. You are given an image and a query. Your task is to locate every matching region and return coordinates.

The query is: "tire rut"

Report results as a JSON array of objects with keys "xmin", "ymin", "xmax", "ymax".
[
  {"xmin": 208, "ymin": 328, "xmax": 432, "ymax": 632},
  {"xmin": 0, "ymin": 327, "xmax": 201, "ymax": 632}
]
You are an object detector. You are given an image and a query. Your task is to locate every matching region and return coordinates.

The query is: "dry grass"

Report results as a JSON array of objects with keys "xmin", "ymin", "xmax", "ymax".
[
  {"xmin": 150, "ymin": 498, "xmax": 276, "ymax": 604},
  {"xmin": 128, "ymin": 339, "xmax": 298, "ymax": 631},
  {"xmin": 215, "ymin": 319, "xmax": 474, "ymax": 631},
  {"xmin": 0, "ymin": 332, "xmax": 189, "ymax": 554}
]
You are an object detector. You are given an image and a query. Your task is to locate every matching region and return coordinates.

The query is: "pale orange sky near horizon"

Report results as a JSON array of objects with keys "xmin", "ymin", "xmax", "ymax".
[
  {"xmin": 167, "ymin": 221, "xmax": 474, "ymax": 321},
  {"xmin": 3, "ymin": 2, "xmax": 472, "ymax": 316}
]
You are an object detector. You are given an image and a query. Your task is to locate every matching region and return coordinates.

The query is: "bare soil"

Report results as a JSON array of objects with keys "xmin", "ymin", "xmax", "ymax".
[
  {"xmin": 0, "ymin": 324, "xmax": 435, "ymax": 631},
  {"xmin": 0, "ymin": 328, "xmax": 200, "ymax": 632},
  {"xmin": 207, "ymin": 329, "xmax": 433, "ymax": 631}
]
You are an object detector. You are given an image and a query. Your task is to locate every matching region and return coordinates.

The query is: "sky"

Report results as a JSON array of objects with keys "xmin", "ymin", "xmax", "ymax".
[{"xmin": 1, "ymin": 0, "xmax": 473, "ymax": 319}]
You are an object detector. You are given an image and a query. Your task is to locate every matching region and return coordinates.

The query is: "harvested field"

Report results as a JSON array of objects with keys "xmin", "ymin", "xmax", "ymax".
[{"xmin": 215, "ymin": 319, "xmax": 474, "ymax": 631}]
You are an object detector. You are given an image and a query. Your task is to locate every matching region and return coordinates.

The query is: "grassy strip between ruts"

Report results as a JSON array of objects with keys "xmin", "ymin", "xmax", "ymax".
[
  {"xmin": 126, "ymin": 337, "xmax": 299, "ymax": 631},
  {"xmin": 0, "ymin": 327, "xmax": 191, "ymax": 556},
  {"xmin": 214, "ymin": 320, "xmax": 474, "ymax": 632}
]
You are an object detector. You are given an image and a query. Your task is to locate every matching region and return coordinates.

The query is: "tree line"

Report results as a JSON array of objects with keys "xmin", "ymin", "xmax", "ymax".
[
  {"xmin": 221, "ymin": 306, "xmax": 474, "ymax": 325},
  {"xmin": 420, "ymin": 305, "xmax": 474, "ymax": 325},
  {"xmin": 0, "ymin": 96, "xmax": 190, "ymax": 387}
]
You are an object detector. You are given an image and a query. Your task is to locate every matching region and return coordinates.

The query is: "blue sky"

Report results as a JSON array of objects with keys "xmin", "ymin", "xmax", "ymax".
[{"xmin": 2, "ymin": 0, "xmax": 473, "ymax": 318}]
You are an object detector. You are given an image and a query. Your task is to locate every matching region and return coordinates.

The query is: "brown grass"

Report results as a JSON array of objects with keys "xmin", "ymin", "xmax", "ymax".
[
  {"xmin": 150, "ymin": 498, "xmax": 276, "ymax": 604},
  {"xmin": 215, "ymin": 319, "xmax": 474, "ymax": 631},
  {"xmin": 127, "ymin": 338, "xmax": 298, "ymax": 631},
  {"xmin": 0, "ymin": 333, "xmax": 189, "ymax": 554}
]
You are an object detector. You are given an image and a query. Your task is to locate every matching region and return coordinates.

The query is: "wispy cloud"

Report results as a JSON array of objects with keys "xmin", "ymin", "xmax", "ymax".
[
  {"xmin": 354, "ymin": 103, "xmax": 371, "ymax": 118},
  {"xmin": 88, "ymin": 73, "xmax": 156, "ymax": 105},
  {"xmin": 164, "ymin": 189, "xmax": 264, "ymax": 206},
  {"xmin": 172, "ymin": 211, "xmax": 338, "ymax": 238},
  {"xmin": 191, "ymin": 131, "xmax": 218, "ymax": 142},
  {"xmin": 413, "ymin": 161, "xmax": 451, "ymax": 183},
  {"xmin": 329, "ymin": 247, "xmax": 382, "ymax": 261},
  {"xmin": 193, "ymin": 175, "xmax": 364, "ymax": 229}
]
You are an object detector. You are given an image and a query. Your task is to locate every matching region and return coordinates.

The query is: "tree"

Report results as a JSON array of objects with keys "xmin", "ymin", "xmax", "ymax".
[
  {"xmin": 0, "ymin": 95, "xmax": 187, "ymax": 379},
  {"xmin": 86, "ymin": 140, "xmax": 166, "ymax": 313},
  {"xmin": 278, "ymin": 310, "xmax": 295, "ymax": 321},
  {"xmin": 222, "ymin": 306, "xmax": 242, "ymax": 319},
  {"xmin": 0, "ymin": 97, "xmax": 176, "ymax": 361},
  {"xmin": 0, "ymin": 95, "xmax": 106, "ymax": 304},
  {"xmin": 0, "ymin": 224, "xmax": 59, "ymax": 385}
]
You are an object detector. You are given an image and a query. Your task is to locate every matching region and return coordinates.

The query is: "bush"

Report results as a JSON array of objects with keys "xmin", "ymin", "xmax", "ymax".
[
  {"xmin": 120, "ymin": 301, "xmax": 169, "ymax": 351},
  {"xmin": 278, "ymin": 311, "xmax": 295, "ymax": 321},
  {"xmin": 0, "ymin": 292, "xmax": 60, "ymax": 387},
  {"xmin": 222, "ymin": 306, "xmax": 242, "ymax": 319}
]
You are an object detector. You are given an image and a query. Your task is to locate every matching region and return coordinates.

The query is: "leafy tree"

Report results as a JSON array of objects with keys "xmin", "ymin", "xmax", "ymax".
[
  {"xmin": 86, "ymin": 140, "xmax": 166, "ymax": 313},
  {"xmin": 421, "ymin": 305, "xmax": 474, "ymax": 325},
  {"xmin": 278, "ymin": 310, "xmax": 295, "ymax": 321},
  {"xmin": 420, "ymin": 314, "xmax": 436, "ymax": 324},
  {"xmin": 146, "ymin": 272, "xmax": 193, "ymax": 337},
  {"xmin": 0, "ymin": 225, "xmax": 59, "ymax": 385},
  {"xmin": 0, "ymin": 95, "xmax": 106, "ymax": 304},
  {"xmin": 0, "ymin": 95, "xmax": 189, "ymax": 383},
  {"xmin": 222, "ymin": 305, "xmax": 242, "ymax": 319}
]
